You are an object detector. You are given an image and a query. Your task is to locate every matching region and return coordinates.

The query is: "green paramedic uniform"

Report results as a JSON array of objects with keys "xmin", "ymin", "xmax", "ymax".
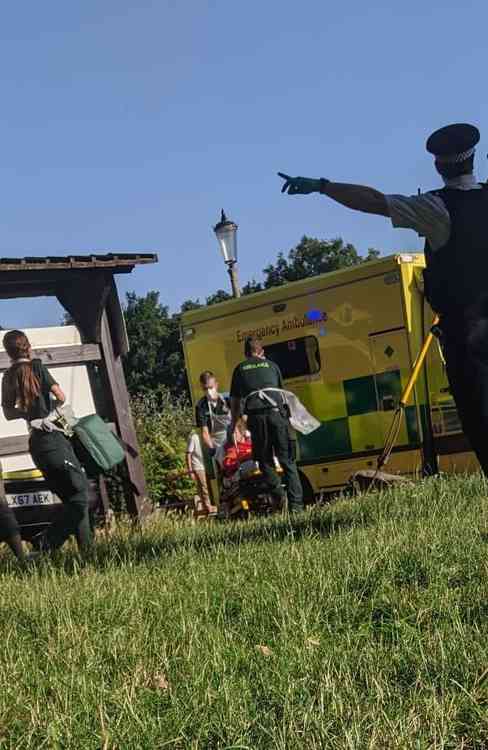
[
  {"xmin": 230, "ymin": 356, "xmax": 304, "ymax": 512},
  {"xmin": 2, "ymin": 359, "xmax": 92, "ymax": 552}
]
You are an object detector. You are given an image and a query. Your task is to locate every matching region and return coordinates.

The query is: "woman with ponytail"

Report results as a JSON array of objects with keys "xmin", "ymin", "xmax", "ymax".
[{"xmin": 1, "ymin": 330, "xmax": 92, "ymax": 554}]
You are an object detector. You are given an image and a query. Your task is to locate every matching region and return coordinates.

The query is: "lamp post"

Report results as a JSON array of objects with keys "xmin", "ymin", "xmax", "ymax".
[{"xmin": 213, "ymin": 209, "xmax": 241, "ymax": 298}]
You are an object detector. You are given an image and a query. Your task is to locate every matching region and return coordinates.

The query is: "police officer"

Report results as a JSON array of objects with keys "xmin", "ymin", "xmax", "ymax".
[
  {"xmin": 229, "ymin": 336, "xmax": 304, "ymax": 513},
  {"xmin": 279, "ymin": 123, "xmax": 488, "ymax": 474}
]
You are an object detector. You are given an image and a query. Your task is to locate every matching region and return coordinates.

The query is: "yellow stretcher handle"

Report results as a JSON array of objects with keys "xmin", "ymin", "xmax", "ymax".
[
  {"xmin": 377, "ymin": 314, "xmax": 440, "ymax": 472},
  {"xmin": 400, "ymin": 314, "xmax": 440, "ymax": 407}
]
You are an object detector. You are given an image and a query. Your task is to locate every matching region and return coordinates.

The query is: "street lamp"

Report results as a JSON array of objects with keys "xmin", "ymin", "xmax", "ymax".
[{"xmin": 213, "ymin": 209, "xmax": 241, "ymax": 298}]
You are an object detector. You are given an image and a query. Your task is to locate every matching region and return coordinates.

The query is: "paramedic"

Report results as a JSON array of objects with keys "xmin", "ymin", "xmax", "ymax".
[
  {"xmin": 1, "ymin": 330, "xmax": 92, "ymax": 553},
  {"xmin": 229, "ymin": 336, "xmax": 304, "ymax": 513},
  {"xmin": 279, "ymin": 123, "xmax": 488, "ymax": 476},
  {"xmin": 195, "ymin": 371, "xmax": 231, "ymax": 455}
]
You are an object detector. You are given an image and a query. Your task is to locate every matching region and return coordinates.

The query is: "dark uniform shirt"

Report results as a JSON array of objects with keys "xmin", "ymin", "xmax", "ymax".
[
  {"xmin": 2, "ymin": 359, "xmax": 57, "ymax": 421},
  {"xmin": 195, "ymin": 395, "xmax": 229, "ymax": 432},
  {"xmin": 230, "ymin": 356, "xmax": 283, "ymax": 412}
]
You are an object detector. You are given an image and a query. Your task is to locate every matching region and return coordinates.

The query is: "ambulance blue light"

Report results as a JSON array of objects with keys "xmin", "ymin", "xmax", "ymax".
[{"xmin": 305, "ymin": 309, "xmax": 323, "ymax": 322}]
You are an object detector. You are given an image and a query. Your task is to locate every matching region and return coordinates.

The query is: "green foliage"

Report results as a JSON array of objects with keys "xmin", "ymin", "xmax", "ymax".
[
  {"xmin": 131, "ymin": 387, "xmax": 194, "ymax": 506},
  {"xmin": 205, "ymin": 289, "xmax": 232, "ymax": 306},
  {"xmin": 180, "ymin": 298, "xmax": 202, "ymax": 313},
  {"xmin": 123, "ymin": 291, "xmax": 188, "ymax": 397},
  {"xmin": 364, "ymin": 246, "xmax": 381, "ymax": 262},
  {"xmin": 242, "ymin": 278, "xmax": 263, "ymax": 295},
  {"xmin": 1, "ymin": 474, "xmax": 488, "ymax": 747},
  {"xmin": 262, "ymin": 236, "xmax": 380, "ymax": 288}
]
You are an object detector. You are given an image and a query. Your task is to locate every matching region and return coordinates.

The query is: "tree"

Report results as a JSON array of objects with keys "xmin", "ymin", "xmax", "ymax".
[
  {"xmin": 123, "ymin": 291, "xmax": 186, "ymax": 396},
  {"xmin": 364, "ymin": 247, "xmax": 381, "ymax": 262},
  {"xmin": 180, "ymin": 299, "xmax": 202, "ymax": 313},
  {"xmin": 242, "ymin": 279, "xmax": 263, "ymax": 295},
  {"xmin": 262, "ymin": 236, "xmax": 379, "ymax": 288},
  {"xmin": 205, "ymin": 289, "xmax": 232, "ymax": 306}
]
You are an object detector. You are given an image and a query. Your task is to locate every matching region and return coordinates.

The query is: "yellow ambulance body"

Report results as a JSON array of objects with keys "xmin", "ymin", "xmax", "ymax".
[{"xmin": 181, "ymin": 254, "xmax": 477, "ymax": 500}]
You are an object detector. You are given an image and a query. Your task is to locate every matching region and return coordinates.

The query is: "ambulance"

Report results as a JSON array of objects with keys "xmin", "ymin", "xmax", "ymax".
[
  {"xmin": 0, "ymin": 325, "xmax": 99, "ymax": 538},
  {"xmin": 181, "ymin": 253, "xmax": 477, "ymax": 502}
]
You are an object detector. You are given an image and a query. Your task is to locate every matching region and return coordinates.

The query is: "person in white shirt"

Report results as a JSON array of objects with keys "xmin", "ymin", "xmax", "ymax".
[
  {"xmin": 186, "ymin": 430, "xmax": 217, "ymax": 518},
  {"xmin": 278, "ymin": 123, "xmax": 488, "ymax": 476}
]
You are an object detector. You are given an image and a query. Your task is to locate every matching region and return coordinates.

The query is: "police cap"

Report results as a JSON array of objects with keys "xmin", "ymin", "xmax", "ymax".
[{"xmin": 426, "ymin": 123, "xmax": 480, "ymax": 164}]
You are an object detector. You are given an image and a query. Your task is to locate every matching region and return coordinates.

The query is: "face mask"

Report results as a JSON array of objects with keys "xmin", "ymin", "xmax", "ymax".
[{"xmin": 207, "ymin": 387, "xmax": 218, "ymax": 399}]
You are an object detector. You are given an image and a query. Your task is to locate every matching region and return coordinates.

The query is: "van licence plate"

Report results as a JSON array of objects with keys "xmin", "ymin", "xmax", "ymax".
[{"xmin": 6, "ymin": 491, "xmax": 60, "ymax": 508}]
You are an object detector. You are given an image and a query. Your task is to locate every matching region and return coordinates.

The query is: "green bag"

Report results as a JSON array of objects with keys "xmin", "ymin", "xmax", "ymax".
[{"xmin": 72, "ymin": 414, "xmax": 125, "ymax": 477}]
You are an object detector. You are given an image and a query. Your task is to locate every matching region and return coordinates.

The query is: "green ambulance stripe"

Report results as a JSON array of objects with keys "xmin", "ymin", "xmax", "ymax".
[
  {"xmin": 298, "ymin": 417, "xmax": 352, "ymax": 460},
  {"xmin": 298, "ymin": 369, "xmax": 422, "ymax": 463},
  {"xmin": 344, "ymin": 370, "xmax": 402, "ymax": 415}
]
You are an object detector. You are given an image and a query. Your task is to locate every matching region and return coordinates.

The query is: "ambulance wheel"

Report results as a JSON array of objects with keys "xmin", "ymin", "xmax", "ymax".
[{"xmin": 299, "ymin": 472, "xmax": 315, "ymax": 507}]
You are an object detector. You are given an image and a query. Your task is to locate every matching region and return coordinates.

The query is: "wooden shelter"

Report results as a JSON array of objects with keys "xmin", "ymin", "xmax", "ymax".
[{"xmin": 0, "ymin": 253, "xmax": 158, "ymax": 520}]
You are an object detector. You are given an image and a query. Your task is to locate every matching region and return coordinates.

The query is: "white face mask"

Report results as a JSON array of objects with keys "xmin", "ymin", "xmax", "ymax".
[{"xmin": 207, "ymin": 387, "xmax": 218, "ymax": 399}]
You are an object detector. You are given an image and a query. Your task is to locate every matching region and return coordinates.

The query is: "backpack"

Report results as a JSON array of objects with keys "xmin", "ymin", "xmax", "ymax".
[{"xmin": 72, "ymin": 414, "xmax": 125, "ymax": 478}]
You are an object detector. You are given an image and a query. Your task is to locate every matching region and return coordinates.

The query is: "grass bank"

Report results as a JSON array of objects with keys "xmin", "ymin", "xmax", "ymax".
[{"xmin": 0, "ymin": 474, "xmax": 487, "ymax": 748}]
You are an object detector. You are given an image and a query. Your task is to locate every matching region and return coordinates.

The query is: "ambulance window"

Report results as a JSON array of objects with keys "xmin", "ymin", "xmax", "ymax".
[{"xmin": 264, "ymin": 336, "xmax": 321, "ymax": 379}]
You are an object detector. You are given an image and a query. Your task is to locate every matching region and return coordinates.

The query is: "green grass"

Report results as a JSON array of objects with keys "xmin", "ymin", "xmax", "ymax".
[{"xmin": 1, "ymin": 474, "xmax": 488, "ymax": 749}]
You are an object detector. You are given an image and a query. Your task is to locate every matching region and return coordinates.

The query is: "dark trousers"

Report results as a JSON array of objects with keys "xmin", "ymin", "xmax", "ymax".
[
  {"xmin": 247, "ymin": 409, "xmax": 304, "ymax": 512},
  {"xmin": 0, "ymin": 499, "xmax": 20, "ymax": 542},
  {"xmin": 441, "ymin": 304, "xmax": 488, "ymax": 475},
  {"xmin": 29, "ymin": 430, "xmax": 92, "ymax": 552}
]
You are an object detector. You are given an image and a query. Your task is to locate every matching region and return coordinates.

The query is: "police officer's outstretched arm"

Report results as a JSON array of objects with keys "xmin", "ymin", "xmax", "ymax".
[{"xmin": 278, "ymin": 173, "xmax": 389, "ymax": 216}]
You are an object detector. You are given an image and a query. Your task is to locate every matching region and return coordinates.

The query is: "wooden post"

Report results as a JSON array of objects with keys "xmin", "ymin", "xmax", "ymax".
[
  {"xmin": 0, "ymin": 254, "xmax": 157, "ymax": 527},
  {"xmin": 57, "ymin": 272, "xmax": 151, "ymax": 521},
  {"xmin": 56, "ymin": 272, "xmax": 112, "ymax": 343},
  {"xmin": 100, "ymin": 310, "xmax": 151, "ymax": 520}
]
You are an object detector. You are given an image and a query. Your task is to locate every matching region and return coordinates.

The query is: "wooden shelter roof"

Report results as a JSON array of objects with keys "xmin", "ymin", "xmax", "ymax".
[{"xmin": 0, "ymin": 253, "xmax": 157, "ymax": 273}]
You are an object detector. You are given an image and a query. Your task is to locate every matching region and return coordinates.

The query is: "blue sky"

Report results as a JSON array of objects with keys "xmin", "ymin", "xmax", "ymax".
[{"xmin": 0, "ymin": 0, "xmax": 487, "ymax": 327}]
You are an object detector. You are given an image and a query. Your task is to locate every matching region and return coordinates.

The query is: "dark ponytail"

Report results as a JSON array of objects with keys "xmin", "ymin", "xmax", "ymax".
[{"xmin": 3, "ymin": 330, "xmax": 40, "ymax": 411}]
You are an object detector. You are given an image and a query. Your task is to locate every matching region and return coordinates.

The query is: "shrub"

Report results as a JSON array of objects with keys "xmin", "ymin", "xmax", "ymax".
[{"xmin": 131, "ymin": 387, "xmax": 195, "ymax": 506}]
